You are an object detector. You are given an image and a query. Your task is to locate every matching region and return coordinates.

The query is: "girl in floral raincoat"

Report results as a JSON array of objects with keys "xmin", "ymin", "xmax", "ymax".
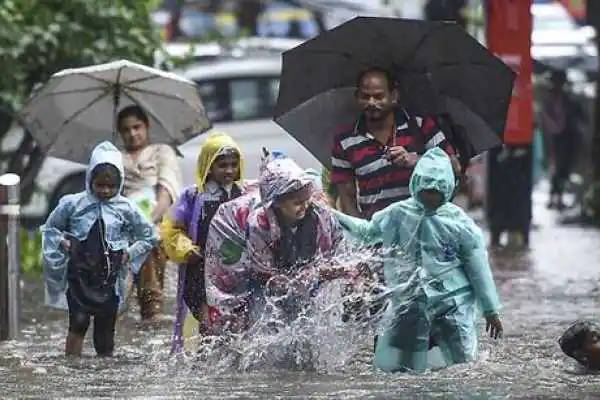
[{"xmin": 205, "ymin": 153, "xmax": 347, "ymax": 335}]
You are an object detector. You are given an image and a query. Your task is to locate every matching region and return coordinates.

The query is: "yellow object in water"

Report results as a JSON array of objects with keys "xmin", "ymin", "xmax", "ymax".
[{"xmin": 182, "ymin": 313, "xmax": 200, "ymax": 351}]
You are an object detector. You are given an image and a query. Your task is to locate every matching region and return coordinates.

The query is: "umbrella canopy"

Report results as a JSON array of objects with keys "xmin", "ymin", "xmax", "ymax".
[
  {"xmin": 274, "ymin": 17, "xmax": 515, "ymax": 169},
  {"xmin": 21, "ymin": 59, "xmax": 211, "ymax": 164}
]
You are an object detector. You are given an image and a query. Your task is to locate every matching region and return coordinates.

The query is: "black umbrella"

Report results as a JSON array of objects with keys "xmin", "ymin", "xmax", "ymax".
[{"xmin": 274, "ymin": 17, "xmax": 516, "ymax": 169}]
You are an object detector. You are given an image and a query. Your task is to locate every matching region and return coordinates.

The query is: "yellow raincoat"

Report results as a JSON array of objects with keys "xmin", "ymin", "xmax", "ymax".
[
  {"xmin": 159, "ymin": 132, "xmax": 246, "ymax": 353},
  {"xmin": 160, "ymin": 132, "xmax": 244, "ymax": 262}
]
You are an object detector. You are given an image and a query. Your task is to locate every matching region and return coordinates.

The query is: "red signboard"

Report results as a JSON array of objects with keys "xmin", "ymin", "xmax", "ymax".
[
  {"xmin": 486, "ymin": 0, "xmax": 534, "ymax": 145},
  {"xmin": 561, "ymin": 0, "xmax": 586, "ymax": 23}
]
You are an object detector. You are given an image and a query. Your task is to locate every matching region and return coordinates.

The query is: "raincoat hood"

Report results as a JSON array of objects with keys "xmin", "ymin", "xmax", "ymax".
[
  {"xmin": 409, "ymin": 147, "xmax": 456, "ymax": 206},
  {"xmin": 85, "ymin": 141, "xmax": 125, "ymax": 199},
  {"xmin": 258, "ymin": 153, "xmax": 313, "ymax": 208},
  {"xmin": 196, "ymin": 132, "xmax": 244, "ymax": 191}
]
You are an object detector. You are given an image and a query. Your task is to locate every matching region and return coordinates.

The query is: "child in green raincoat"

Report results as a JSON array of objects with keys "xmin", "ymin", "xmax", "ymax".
[{"xmin": 334, "ymin": 147, "xmax": 503, "ymax": 373}]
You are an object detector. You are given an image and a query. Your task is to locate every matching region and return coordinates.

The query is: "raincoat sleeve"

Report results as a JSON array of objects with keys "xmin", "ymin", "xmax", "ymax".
[
  {"xmin": 460, "ymin": 216, "xmax": 502, "ymax": 317},
  {"xmin": 332, "ymin": 209, "xmax": 384, "ymax": 246},
  {"xmin": 156, "ymin": 144, "xmax": 181, "ymax": 202},
  {"xmin": 160, "ymin": 187, "xmax": 199, "ymax": 262},
  {"xmin": 41, "ymin": 196, "xmax": 73, "ymax": 267},
  {"xmin": 125, "ymin": 201, "xmax": 159, "ymax": 274},
  {"xmin": 41, "ymin": 195, "xmax": 75, "ymax": 308}
]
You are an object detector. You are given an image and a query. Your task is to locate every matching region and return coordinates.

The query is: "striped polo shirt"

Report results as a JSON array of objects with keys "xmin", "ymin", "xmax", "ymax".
[{"xmin": 331, "ymin": 109, "xmax": 455, "ymax": 219}]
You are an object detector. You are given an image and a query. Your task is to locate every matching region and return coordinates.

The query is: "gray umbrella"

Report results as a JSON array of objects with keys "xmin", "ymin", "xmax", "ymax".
[
  {"xmin": 274, "ymin": 17, "xmax": 515, "ymax": 169},
  {"xmin": 21, "ymin": 59, "xmax": 211, "ymax": 164}
]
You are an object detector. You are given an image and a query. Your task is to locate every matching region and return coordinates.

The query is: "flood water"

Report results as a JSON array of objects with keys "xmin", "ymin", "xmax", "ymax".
[{"xmin": 2, "ymin": 191, "xmax": 600, "ymax": 399}]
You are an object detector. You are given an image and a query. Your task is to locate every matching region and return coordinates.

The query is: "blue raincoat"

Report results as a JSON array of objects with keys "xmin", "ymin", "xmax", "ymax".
[
  {"xmin": 335, "ymin": 147, "xmax": 501, "ymax": 372},
  {"xmin": 42, "ymin": 141, "xmax": 158, "ymax": 311}
]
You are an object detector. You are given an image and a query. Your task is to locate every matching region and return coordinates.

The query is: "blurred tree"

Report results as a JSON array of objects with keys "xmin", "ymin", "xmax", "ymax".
[{"xmin": 0, "ymin": 0, "xmax": 162, "ymax": 203}]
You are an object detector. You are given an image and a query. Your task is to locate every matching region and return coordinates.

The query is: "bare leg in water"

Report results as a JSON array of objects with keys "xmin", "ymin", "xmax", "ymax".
[{"xmin": 65, "ymin": 332, "xmax": 85, "ymax": 357}]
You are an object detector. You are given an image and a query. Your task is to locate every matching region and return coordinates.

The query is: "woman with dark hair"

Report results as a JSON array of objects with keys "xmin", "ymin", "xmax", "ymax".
[{"xmin": 117, "ymin": 105, "xmax": 182, "ymax": 321}]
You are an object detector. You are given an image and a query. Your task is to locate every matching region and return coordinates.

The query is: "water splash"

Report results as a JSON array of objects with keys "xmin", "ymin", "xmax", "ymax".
[{"xmin": 171, "ymin": 243, "xmax": 437, "ymax": 374}]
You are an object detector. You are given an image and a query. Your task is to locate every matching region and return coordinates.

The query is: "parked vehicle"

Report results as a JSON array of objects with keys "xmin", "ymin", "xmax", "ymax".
[
  {"xmin": 175, "ymin": 54, "xmax": 321, "ymax": 186},
  {"xmin": 531, "ymin": 2, "xmax": 596, "ymax": 62}
]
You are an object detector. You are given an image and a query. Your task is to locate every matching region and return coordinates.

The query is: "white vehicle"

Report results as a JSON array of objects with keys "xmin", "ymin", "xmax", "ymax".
[
  {"xmin": 176, "ymin": 55, "xmax": 322, "ymax": 185},
  {"xmin": 24, "ymin": 52, "xmax": 322, "ymax": 222},
  {"xmin": 531, "ymin": 2, "xmax": 596, "ymax": 61}
]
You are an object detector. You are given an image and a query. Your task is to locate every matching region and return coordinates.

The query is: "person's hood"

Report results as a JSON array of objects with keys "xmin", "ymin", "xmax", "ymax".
[
  {"xmin": 409, "ymin": 147, "xmax": 455, "ymax": 206},
  {"xmin": 258, "ymin": 152, "xmax": 313, "ymax": 208},
  {"xmin": 85, "ymin": 141, "xmax": 124, "ymax": 200},
  {"xmin": 196, "ymin": 132, "xmax": 244, "ymax": 191}
]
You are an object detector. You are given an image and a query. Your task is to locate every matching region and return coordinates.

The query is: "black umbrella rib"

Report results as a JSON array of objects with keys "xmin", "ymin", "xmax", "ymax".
[
  {"xmin": 393, "ymin": 23, "xmax": 452, "ymax": 69},
  {"xmin": 57, "ymin": 88, "xmax": 112, "ymax": 132},
  {"xmin": 395, "ymin": 61, "xmax": 510, "ymax": 73},
  {"xmin": 288, "ymin": 47, "xmax": 500, "ymax": 68},
  {"xmin": 122, "ymin": 74, "xmax": 198, "ymax": 90},
  {"xmin": 116, "ymin": 66, "xmax": 123, "ymax": 83},
  {"xmin": 78, "ymin": 72, "xmax": 117, "ymax": 87},
  {"xmin": 35, "ymin": 86, "xmax": 108, "ymax": 99},
  {"xmin": 124, "ymin": 86, "xmax": 186, "ymax": 102},
  {"xmin": 288, "ymin": 48, "xmax": 503, "ymax": 77},
  {"xmin": 121, "ymin": 75, "xmax": 160, "ymax": 85}
]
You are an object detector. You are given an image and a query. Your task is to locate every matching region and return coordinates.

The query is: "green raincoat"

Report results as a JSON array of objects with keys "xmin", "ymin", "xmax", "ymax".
[{"xmin": 335, "ymin": 147, "xmax": 501, "ymax": 372}]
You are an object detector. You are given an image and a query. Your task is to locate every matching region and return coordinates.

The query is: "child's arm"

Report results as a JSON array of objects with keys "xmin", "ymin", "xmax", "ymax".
[
  {"xmin": 460, "ymin": 220, "xmax": 502, "ymax": 318},
  {"xmin": 126, "ymin": 203, "xmax": 159, "ymax": 274},
  {"xmin": 41, "ymin": 196, "xmax": 73, "ymax": 268},
  {"xmin": 159, "ymin": 188, "xmax": 199, "ymax": 264},
  {"xmin": 332, "ymin": 209, "xmax": 384, "ymax": 246}
]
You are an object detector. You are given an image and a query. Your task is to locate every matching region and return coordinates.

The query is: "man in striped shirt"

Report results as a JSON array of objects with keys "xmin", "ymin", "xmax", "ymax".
[{"xmin": 331, "ymin": 67, "xmax": 457, "ymax": 219}]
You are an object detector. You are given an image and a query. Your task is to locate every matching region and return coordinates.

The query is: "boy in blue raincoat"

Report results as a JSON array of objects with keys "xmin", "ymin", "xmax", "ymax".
[
  {"xmin": 334, "ymin": 147, "xmax": 503, "ymax": 372},
  {"xmin": 42, "ymin": 141, "xmax": 157, "ymax": 357}
]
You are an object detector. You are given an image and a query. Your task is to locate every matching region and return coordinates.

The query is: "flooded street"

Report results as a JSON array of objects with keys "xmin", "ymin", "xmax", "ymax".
[{"xmin": 2, "ymin": 190, "xmax": 600, "ymax": 399}]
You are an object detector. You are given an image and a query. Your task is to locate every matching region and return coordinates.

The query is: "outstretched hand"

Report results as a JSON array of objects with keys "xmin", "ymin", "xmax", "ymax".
[{"xmin": 485, "ymin": 314, "xmax": 503, "ymax": 339}]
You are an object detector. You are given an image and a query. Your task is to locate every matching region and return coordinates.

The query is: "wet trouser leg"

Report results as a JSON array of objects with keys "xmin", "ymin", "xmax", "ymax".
[
  {"xmin": 137, "ymin": 246, "xmax": 166, "ymax": 319},
  {"xmin": 550, "ymin": 134, "xmax": 574, "ymax": 200},
  {"xmin": 66, "ymin": 306, "xmax": 90, "ymax": 357},
  {"xmin": 66, "ymin": 308, "xmax": 90, "ymax": 356},
  {"xmin": 431, "ymin": 304, "xmax": 477, "ymax": 366},
  {"xmin": 93, "ymin": 309, "xmax": 118, "ymax": 356},
  {"xmin": 68, "ymin": 309, "xmax": 91, "ymax": 336}
]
